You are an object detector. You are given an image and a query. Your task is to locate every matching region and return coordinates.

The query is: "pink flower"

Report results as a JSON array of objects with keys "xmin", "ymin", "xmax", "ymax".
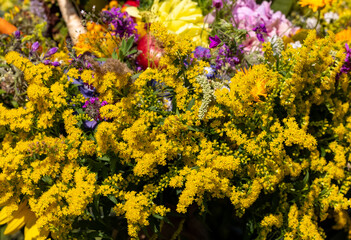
[{"xmin": 206, "ymin": 0, "xmax": 298, "ymax": 52}]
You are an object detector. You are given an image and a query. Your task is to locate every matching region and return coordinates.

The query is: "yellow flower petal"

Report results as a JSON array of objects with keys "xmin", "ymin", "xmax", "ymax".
[
  {"xmin": 25, "ymin": 212, "xmax": 49, "ymax": 240},
  {"xmin": 0, "ymin": 201, "xmax": 27, "ymax": 225},
  {"xmin": 151, "ymin": 0, "xmax": 209, "ymax": 46},
  {"xmin": 4, "ymin": 205, "xmax": 31, "ymax": 235},
  {"xmin": 124, "ymin": 6, "xmax": 141, "ymax": 19}
]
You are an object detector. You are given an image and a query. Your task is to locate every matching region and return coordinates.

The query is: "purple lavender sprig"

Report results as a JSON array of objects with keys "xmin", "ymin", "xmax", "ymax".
[{"xmin": 215, "ymin": 43, "xmax": 242, "ymax": 70}]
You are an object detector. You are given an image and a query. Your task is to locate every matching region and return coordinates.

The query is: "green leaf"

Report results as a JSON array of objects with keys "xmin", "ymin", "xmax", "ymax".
[
  {"xmin": 271, "ymin": 0, "xmax": 293, "ymax": 15},
  {"xmin": 0, "ymin": 89, "xmax": 6, "ymax": 94},
  {"xmin": 302, "ymin": 171, "xmax": 309, "ymax": 186},
  {"xmin": 126, "ymin": 37, "xmax": 134, "ymax": 51},
  {"xmin": 187, "ymin": 98, "xmax": 195, "ymax": 111},
  {"xmin": 131, "ymin": 72, "xmax": 141, "ymax": 81},
  {"xmin": 98, "ymin": 155, "xmax": 110, "ymax": 162},
  {"xmin": 187, "ymin": 126, "xmax": 198, "ymax": 132},
  {"xmin": 110, "ymin": 157, "xmax": 118, "ymax": 174},
  {"xmin": 108, "ymin": 195, "xmax": 118, "ymax": 204},
  {"xmin": 127, "ymin": 49, "xmax": 137, "ymax": 55},
  {"xmin": 11, "ymin": 100, "xmax": 18, "ymax": 108},
  {"xmin": 152, "ymin": 214, "xmax": 164, "ymax": 220},
  {"xmin": 42, "ymin": 175, "xmax": 53, "ymax": 185},
  {"xmin": 112, "ymin": 51, "xmax": 118, "ymax": 60}
]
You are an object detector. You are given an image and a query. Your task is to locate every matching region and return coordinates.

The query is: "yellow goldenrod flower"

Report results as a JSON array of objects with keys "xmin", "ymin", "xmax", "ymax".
[
  {"xmin": 299, "ymin": 0, "xmax": 335, "ymax": 12},
  {"xmin": 151, "ymin": 0, "xmax": 209, "ymax": 46}
]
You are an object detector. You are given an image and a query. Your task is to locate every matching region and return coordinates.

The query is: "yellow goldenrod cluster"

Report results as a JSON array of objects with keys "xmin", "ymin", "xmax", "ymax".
[{"xmin": 2, "ymin": 21, "xmax": 351, "ymax": 240}]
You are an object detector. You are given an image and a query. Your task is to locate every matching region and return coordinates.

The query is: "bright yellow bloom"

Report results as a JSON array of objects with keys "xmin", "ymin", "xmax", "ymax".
[
  {"xmin": 74, "ymin": 23, "xmax": 120, "ymax": 58},
  {"xmin": 151, "ymin": 0, "xmax": 208, "ymax": 46},
  {"xmin": 299, "ymin": 0, "xmax": 335, "ymax": 12},
  {"xmin": 335, "ymin": 29, "xmax": 351, "ymax": 42},
  {"xmin": 0, "ymin": 201, "xmax": 49, "ymax": 239}
]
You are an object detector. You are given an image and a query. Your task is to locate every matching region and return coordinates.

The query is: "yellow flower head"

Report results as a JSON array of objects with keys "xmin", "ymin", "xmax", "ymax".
[
  {"xmin": 335, "ymin": 29, "xmax": 351, "ymax": 43},
  {"xmin": 151, "ymin": 0, "xmax": 208, "ymax": 46},
  {"xmin": 74, "ymin": 23, "xmax": 120, "ymax": 58},
  {"xmin": 299, "ymin": 0, "xmax": 335, "ymax": 12}
]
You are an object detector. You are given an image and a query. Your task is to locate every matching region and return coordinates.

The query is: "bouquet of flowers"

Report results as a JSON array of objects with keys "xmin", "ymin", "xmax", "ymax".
[{"xmin": 1, "ymin": 0, "xmax": 351, "ymax": 239}]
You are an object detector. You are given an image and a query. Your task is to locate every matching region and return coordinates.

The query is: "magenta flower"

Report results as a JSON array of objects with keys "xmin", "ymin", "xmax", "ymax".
[
  {"xmin": 252, "ymin": 23, "xmax": 267, "ymax": 42},
  {"xmin": 209, "ymin": 35, "xmax": 221, "ymax": 48},
  {"xmin": 212, "ymin": 0, "xmax": 223, "ymax": 9},
  {"xmin": 336, "ymin": 43, "xmax": 351, "ymax": 80}
]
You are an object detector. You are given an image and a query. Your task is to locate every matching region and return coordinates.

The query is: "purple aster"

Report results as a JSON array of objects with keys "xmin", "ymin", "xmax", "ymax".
[
  {"xmin": 209, "ymin": 35, "xmax": 221, "ymax": 48},
  {"xmin": 101, "ymin": 7, "xmax": 137, "ymax": 40},
  {"xmin": 252, "ymin": 23, "xmax": 267, "ymax": 43}
]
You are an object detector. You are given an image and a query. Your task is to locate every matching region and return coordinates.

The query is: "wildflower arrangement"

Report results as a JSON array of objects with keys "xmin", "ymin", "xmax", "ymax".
[{"xmin": 1, "ymin": 0, "xmax": 351, "ymax": 239}]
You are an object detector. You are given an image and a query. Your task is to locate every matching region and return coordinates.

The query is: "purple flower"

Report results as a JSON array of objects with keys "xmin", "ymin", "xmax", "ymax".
[
  {"xmin": 51, "ymin": 61, "xmax": 60, "ymax": 67},
  {"xmin": 14, "ymin": 30, "xmax": 20, "ymax": 39},
  {"xmin": 205, "ymin": 0, "xmax": 298, "ymax": 52},
  {"xmin": 212, "ymin": 0, "xmax": 223, "ymax": 9},
  {"xmin": 194, "ymin": 46, "xmax": 211, "ymax": 59},
  {"xmin": 83, "ymin": 120, "xmax": 98, "ymax": 129},
  {"xmin": 209, "ymin": 35, "xmax": 221, "ymax": 48},
  {"xmin": 82, "ymin": 97, "xmax": 108, "ymax": 129},
  {"xmin": 69, "ymin": 76, "xmax": 95, "ymax": 98},
  {"xmin": 252, "ymin": 23, "xmax": 267, "ymax": 42},
  {"xmin": 101, "ymin": 7, "xmax": 137, "ymax": 40},
  {"xmin": 204, "ymin": 66, "xmax": 216, "ymax": 78},
  {"xmin": 337, "ymin": 43, "xmax": 351, "ymax": 80},
  {"xmin": 31, "ymin": 42, "xmax": 40, "ymax": 52},
  {"xmin": 45, "ymin": 47, "xmax": 58, "ymax": 58},
  {"xmin": 30, "ymin": 0, "xmax": 47, "ymax": 21},
  {"xmin": 215, "ymin": 44, "xmax": 242, "ymax": 70},
  {"xmin": 43, "ymin": 59, "xmax": 51, "ymax": 65}
]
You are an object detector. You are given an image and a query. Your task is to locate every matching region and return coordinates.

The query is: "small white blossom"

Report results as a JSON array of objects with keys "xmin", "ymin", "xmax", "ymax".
[
  {"xmin": 324, "ymin": 12, "xmax": 339, "ymax": 24},
  {"xmin": 290, "ymin": 41, "xmax": 302, "ymax": 49}
]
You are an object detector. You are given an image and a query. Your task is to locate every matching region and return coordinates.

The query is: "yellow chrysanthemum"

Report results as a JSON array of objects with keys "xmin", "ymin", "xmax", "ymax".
[
  {"xmin": 151, "ymin": 0, "xmax": 209, "ymax": 46},
  {"xmin": 299, "ymin": 0, "xmax": 335, "ymax": 12},
  {"xmin": 335, "ymin": 29, "xmax": 351, "ymax": 43},
  {"xmin": 0, "ymin": 201, "xmax": 49, "ymax": 240}
]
